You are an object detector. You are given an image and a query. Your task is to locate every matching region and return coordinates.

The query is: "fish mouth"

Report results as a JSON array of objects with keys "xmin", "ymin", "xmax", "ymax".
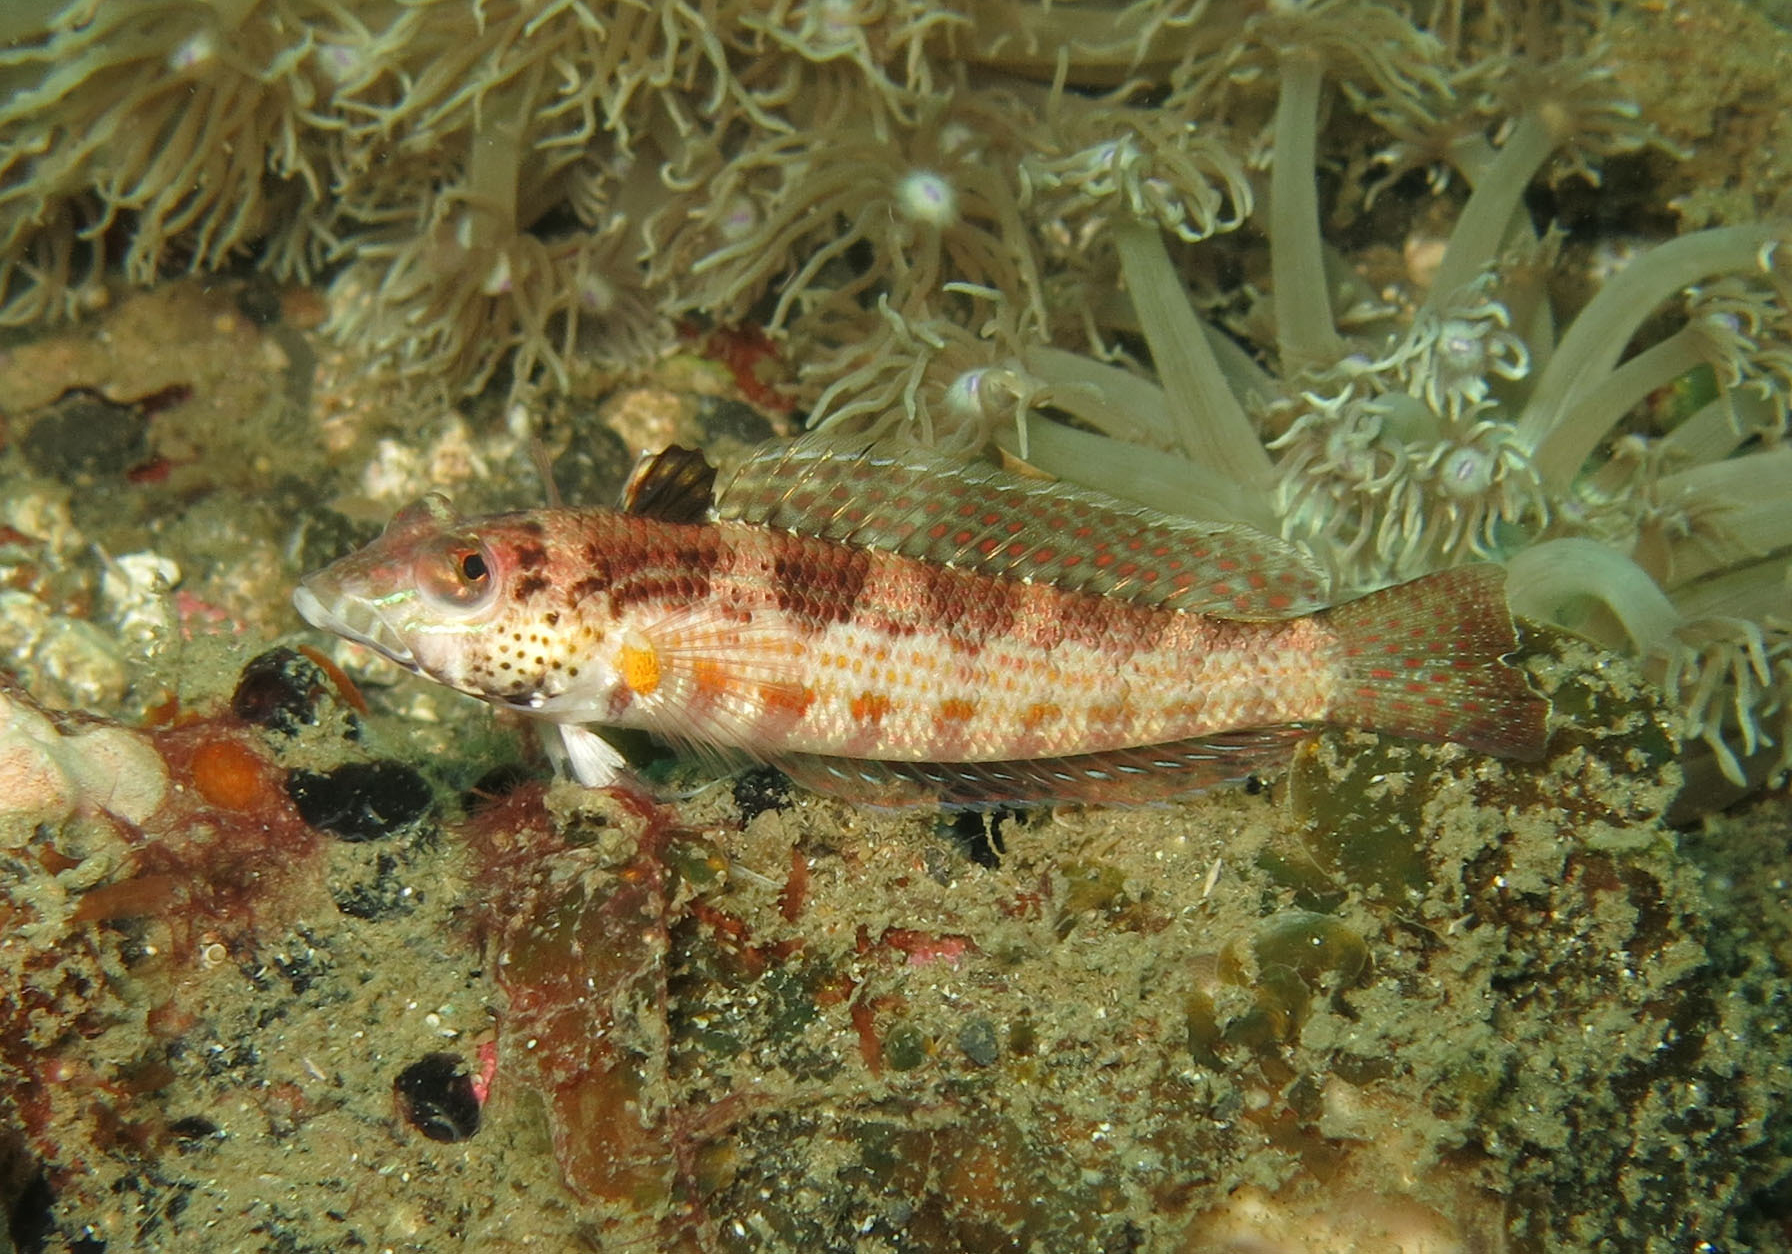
[{"xmin": 292, "ymin": 581, "xmax": 418, "ymax": 670}]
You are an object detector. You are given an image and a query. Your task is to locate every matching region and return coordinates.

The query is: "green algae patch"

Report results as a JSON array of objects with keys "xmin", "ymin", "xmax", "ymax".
[{"xmin": 1287, "ymin": 731, "xmax": 1440, "ymax": 905}]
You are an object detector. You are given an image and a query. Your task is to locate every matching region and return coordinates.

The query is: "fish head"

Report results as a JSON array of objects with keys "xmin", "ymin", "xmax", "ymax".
[{"xmin": 293, "ymin": 495, "xmax": 615, "ymax": 713}]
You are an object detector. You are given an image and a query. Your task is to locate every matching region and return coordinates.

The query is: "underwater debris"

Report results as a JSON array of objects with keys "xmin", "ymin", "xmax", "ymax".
[{"xmin": 392, "ymin": 1051, "xmax": 483, "ymax": 1143}]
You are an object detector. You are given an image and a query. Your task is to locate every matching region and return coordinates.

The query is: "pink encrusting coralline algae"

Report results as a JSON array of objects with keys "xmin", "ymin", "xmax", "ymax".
[{"xmin": 293, "ymin": 441, "xmax": 1548, "ymax": 806}]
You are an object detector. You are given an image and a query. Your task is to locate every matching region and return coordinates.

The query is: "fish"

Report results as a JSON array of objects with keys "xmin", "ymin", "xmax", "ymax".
[{"xmin": 292, "ymin": 440, "xmax": 1548, "ymax": 807}]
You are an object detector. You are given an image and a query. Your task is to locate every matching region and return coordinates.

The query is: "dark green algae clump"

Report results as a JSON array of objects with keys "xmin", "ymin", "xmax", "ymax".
[{"xmin": 452, "ymin": 628, "xmax": 1792, "ymax": 1253}]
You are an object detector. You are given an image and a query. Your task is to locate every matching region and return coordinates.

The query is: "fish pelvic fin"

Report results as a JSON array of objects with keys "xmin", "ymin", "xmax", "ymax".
[{"xmin": 1322, "ymin": 564, "xmax": 1549, "ymax": 761}]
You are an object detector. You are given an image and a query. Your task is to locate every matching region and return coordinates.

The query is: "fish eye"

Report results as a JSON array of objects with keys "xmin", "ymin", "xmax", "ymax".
[{"xmin": 417, "ymin": 537, "xmax": 497, "ymax": 611}]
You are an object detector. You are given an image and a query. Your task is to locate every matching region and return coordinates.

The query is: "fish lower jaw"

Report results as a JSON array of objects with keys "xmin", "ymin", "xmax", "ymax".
[{"xmin": 291, "ymin": 584, "xmax": 418, "ymax": 670}]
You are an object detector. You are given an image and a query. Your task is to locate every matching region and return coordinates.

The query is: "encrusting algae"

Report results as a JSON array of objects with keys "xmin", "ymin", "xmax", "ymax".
[{"xmin": 5, "ymin": 0, "xmax": 1792, "ymax": 1251}]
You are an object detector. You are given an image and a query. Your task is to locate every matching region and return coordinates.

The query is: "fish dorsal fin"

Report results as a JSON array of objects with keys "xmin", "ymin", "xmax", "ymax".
[
  {"xmin": 621, "ymin": 445, "xmax": 717, "ymax": 523},
  {"xmin": 716, "ymin": 441, "xmax": 1330, "ymax": 619}
]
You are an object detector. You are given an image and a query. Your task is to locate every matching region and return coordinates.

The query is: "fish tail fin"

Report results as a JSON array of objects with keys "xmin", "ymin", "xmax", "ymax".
[{"xmin": 1323, "ymin": 564, "xmax": 1548, "ymax": 760}]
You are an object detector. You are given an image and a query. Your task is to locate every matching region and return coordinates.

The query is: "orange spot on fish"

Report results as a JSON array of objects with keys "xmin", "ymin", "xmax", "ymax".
[
  {"xmin": 1088, "ymin": 702, "xmax": 1127, "ymax": 727},
  {"xmin": 692, "ymin": 658, "xmax": 731, "ymax": 694},
  {"xmin": 938, "ymin": 697, "xmax": 977, "ymax": 723},
  {"xmin": 762, "ymin": 683, "xmax": 816, "ymax": 718},
  {"xmin": 1020, "ymin": 702, "xmax": 1060, "ymax": 730},
  {"xmin": 619, "ymin": 638, "xmax": 661, "ymax": 696},
  {"xmin": 851, "ymin": 692, "xmax": 893, "ymax": 725}
]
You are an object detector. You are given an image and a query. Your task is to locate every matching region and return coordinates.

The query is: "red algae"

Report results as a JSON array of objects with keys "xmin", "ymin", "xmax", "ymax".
[{"xmin": 463, "ymin": 783, "xmax": 693, "ymax": 1224}]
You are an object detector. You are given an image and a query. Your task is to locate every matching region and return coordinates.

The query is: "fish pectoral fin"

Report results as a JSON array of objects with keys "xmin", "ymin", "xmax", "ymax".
[
  {"xmin": 772, "ymin": 728, "xmax": 1310, "ymax": 808},
  {"xmin": 624, "ymin": 606, "xmax": 812, "ymax": 760},
  {"xmin": 555, "ymin": 723, "xmax": 628, "ymax": 787}
]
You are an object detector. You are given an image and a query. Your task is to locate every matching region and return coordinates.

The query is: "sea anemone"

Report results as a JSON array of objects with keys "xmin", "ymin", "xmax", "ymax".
[
  {"xmin": 672, "ymin": 92, "xmax": 1043, "ymax": 332},
  {"xmin": 797, "ymin": 290, "xmax": 1048, "ymax": 453},
  {"xmin": 817, "ymin": 5, "xmax": 1792, "ymax": 797},
  {"xmin": 0, "ymin": 0, "xmax": 341, "ymax": 321},
  {"xmin": 730, "ymin": 0, "xmax": 969, "ymax": 120}
]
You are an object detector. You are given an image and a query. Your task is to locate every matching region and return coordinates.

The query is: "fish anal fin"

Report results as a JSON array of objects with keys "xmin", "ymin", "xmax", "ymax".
[{"xmin": 773, "ymin": 728, "xmax": 1309, "ymax": 809}]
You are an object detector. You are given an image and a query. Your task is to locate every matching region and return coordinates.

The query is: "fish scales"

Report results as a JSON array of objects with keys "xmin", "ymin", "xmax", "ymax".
[
  {"xmin": 592, "ymin": 517, "xmax": 1334, "ymax": 761},
  {"xmin": 294, "ymin": 443, "xmax": 1548, "ymax": 806}
]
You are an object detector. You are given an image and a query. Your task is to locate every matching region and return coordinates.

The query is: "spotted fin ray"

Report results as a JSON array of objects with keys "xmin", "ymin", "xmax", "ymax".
[{"xmin": 715, "ymin": 440, "xmax": 1332, "ymax": 621}]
